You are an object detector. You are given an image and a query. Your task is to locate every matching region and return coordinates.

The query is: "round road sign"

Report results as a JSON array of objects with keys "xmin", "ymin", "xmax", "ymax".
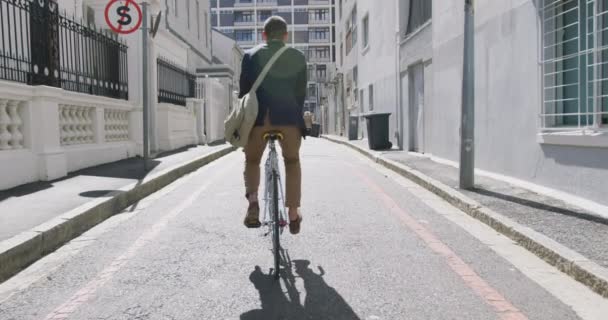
[{"xmin": 104, "ymin": 0, "xmax": 143, "ymax": 35}]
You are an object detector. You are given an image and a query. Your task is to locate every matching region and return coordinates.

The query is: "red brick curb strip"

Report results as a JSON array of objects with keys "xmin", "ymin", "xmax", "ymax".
[{"xmin": 322, "ymin": 135, "xmax": 608, "ymax": 299}]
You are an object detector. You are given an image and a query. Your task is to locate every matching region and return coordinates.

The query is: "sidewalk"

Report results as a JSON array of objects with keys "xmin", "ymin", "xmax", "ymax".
[
  {"xmin": 0, "ymin": 144, "xmax": 234, "ymax": 282},
  {"xmin": 0, "ymin": 145, "xmax": 229, "ymax": 241},
  {"xmin": 324, "ymin": 135, "xmax": 608, "ymax": 298}
]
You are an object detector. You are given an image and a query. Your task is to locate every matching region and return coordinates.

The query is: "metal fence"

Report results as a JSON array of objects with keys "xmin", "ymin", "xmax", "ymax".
[
  {"xmin": 157, "ymin": 58, "xmax": 195, "ymax": 106},
  {"xmin": 0, "ymin": 0, "xmax": 129, "ymax": 100}
]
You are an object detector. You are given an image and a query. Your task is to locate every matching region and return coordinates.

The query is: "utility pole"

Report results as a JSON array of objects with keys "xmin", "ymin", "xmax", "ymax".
[
  {"xmin": 460, "ymin": 0, "xmax": 475, "ymax": 189},
  {"xmin": 141, "ymin": 2, "xmax": 150, "ymax": 171}
]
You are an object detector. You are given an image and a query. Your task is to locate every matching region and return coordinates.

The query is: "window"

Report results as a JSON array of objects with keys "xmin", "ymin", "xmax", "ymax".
[
  {"xmin": 351, "ymin": 7, "xmax": 357, "ymax": 47},
  {"xmin": 204, "ymin": 12, "xmax": 209, "ymax": 47},
  {"xmin": 406, "ymin": 0, "xmax": 431, "ymax": 35},
  {"xmin": 316, "ymin": 65, "xmax": 327, "ymax": 80},
  {"xmin": 345, "ymin": 6, "xmax": 357, "ymax": 55},
  {"xmin": 368, "ymin": 84, "xmax": 374, "ymax": 110},
  {"xmin": 541, "ymin": 0, "xmax": 608, "ymax": 129},
  {"xmin": 360, "ymin": 89, "xmax": 365, "ymax": 111},
  {"xmin": 309, "ymin": 27, "xmax": 329, "ymax": 41},
  {"xmin": 311, "ymin": 47, "xmax": 330, "ymax": 61},
  {"xmin": 175, "ymin": 0, "xmax": 178, "ymax": 16},
  {"xmin": 259, "ymin": 10, "xmax": 272, "ymax": 23},
  {"xmin": 221, "ymin": 28, "xmax": 234, "ymax": 37},
  {"xmin": 308, "ymin": 84, "xmax": 317, "ymax": 98},
  {"xmin": 362, "ymin": 14, "xmax": 369, "ymax": 49},
  {"xmin": 235, "ymin": 30, "xmax": 254, "ymax": 42},
  {"xmin": 188, "ymin": 0, "xmax": 191, "ymax": 28},
  {"xmin": 339, "ymin": 0, "xmax": 342, "ymax": 19},
  {"xmin": 197, "ymin": 1, "xmax": 200, "ymax": 38},
  {"xmin": 235, "ymin": 11, "xmax": 253, "ymax": 23},
  {"xmin": 309, "ymin": 9, "xmax": 329, "ymax": 22}
]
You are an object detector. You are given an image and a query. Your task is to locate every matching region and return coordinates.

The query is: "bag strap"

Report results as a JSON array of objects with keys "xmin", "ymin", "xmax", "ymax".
[{"xmin": 250, "ymin": 46, "xmax": 289, "ymax": 93}]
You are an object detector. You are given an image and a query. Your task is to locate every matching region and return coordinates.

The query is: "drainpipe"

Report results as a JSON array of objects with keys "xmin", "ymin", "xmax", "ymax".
[{"xmin": 395, "ymin": 0, "xmax": 403, "ymax": 150}]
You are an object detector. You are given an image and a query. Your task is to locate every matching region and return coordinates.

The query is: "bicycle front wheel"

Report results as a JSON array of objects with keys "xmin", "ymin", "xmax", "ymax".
[{"xmin": 272, "ymin": 170, "xmax": 281, "ymax": 280}]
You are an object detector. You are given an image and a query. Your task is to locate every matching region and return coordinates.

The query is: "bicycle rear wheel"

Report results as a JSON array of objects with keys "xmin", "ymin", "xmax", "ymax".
[{"xmin": 272, "ymin": 170, "xmax": 281, "ymax": 279}]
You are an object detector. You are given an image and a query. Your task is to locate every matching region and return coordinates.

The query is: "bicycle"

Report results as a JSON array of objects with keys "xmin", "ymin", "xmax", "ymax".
[{"xmin": 261, "ymin": 131, "xmax": 289, "ymax": 279}]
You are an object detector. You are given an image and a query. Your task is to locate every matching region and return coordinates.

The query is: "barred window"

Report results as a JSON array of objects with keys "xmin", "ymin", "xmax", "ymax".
[
  {"xmin": 406, "ymin": 0, "xmax": 431, "ymax": 35},
  {"xmin": 362, "ymin": 14, "xmax": 369, "ymax": 48},
  {"xmin": 541, "ymin": 0, "xmax": 608, "ymax": 130}
]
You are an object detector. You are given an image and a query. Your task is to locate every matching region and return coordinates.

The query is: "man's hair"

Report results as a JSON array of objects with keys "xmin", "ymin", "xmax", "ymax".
[{"xmin": 264, "ymin": 16, "xmax": 288, "ymax": 40}]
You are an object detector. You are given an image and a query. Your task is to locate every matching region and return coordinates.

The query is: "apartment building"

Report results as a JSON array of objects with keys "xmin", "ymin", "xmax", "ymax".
[
  {"xmin": 210, "ymin": 0, "xmax": 336, "ymax": 114},
  {"xmin": 334, "ymin": 0, "xmax": 400, "ymax": 140}
]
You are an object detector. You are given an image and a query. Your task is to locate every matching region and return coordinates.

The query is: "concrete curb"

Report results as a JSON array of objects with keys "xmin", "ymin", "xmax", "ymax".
[
  {"xmin": 0, "ymin": 145, "xmax": 235, "ymax": 283},
  {"xmin": 322, "ymin": 135, "xmax": 608, "ymax": 299}
]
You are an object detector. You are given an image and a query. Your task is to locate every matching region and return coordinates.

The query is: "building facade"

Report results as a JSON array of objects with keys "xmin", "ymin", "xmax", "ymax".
[
  {"xmin": 330, "ymin": 0, "xmax": 608, "ymax": 209},
  {"xmin": 0, "ymin": 0, "xmax": 223, "ymax": 190},
  {"xmin": 210, "ymin": 0, "xmax": 337, "ymax": 116},
  {"xmin": 333, "ymin": 0, "xmax": 401, "ymax": 141}
]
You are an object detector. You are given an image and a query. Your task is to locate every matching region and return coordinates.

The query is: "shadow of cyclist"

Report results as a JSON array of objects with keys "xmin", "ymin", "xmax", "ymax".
[{"xmin": 240, "ymin": 251, "xmax": 361, "ymax": 320}]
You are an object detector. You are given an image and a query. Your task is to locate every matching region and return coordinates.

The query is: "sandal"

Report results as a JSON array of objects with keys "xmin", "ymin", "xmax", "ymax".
[
  {"xmin": 244, "ymin": 202, "xmax": 261, "ymax": 228},
  {"xmin": 289, "ymin": 214, "xmax": 302, "ymax": 235}
]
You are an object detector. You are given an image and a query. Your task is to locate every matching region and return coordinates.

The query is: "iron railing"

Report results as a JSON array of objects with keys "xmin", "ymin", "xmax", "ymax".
[
  {"xmin": 0, "ymin": 0, "xmax": 129, "ymax": 100},
  {"xmin": 157, "ymin": 58, "xmax": 195, "ymax": 106}
]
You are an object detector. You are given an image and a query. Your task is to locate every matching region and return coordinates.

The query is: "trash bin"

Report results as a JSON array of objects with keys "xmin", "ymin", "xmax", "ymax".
[
  {"xmin": 348, "ymin": 116, "xmax": 359, "ymax": 140},
  {"xmin": 310, "ymin": 123, "xmax": 321, "ymax": 138},
  {"xmin": 363, "ymin": 112, "xmax": 393, "ymax": 150}
]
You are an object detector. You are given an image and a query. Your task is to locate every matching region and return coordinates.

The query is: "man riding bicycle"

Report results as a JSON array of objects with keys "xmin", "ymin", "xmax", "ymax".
[{"xmin": 239, "ymin": 16, "xmax": 307, "ymax": 234}]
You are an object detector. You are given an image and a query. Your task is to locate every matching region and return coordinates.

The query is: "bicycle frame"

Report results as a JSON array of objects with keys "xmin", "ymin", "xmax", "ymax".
[{"xmin": 262, "ymin": 139, "xmax": 288, "ymax": 235}]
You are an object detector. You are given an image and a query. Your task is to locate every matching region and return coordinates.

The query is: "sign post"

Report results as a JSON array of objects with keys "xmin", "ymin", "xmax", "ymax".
[
  {"xmin": 104, "ymin": 0, "xmax": 148, "ymax": 169},
  {"xmin": 460, "ymin": 0, "xmax": 475, "ymax": 189},
  {"xmin": 141, "ymin": 2, "xmax": 150, "ymax": 170}
]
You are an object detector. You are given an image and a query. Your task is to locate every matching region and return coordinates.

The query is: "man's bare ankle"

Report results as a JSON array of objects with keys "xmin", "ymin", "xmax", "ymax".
[
  {"xmin": 247, "ymin": 192, "xmax": 258, "ymax": 204},
  {"xmin": 288, "ymin": 208, "xmax": 300, "ymax": 220}
]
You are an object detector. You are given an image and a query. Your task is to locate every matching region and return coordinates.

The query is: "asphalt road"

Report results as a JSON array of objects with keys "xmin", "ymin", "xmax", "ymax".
[{"xmin": 0, "ymin": 139, "xmax": 606, "ymax": 320}]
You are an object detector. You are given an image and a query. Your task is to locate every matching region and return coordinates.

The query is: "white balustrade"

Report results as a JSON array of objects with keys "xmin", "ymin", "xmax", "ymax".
[
  {"xmin": 0, "ymin": 99, "xmax": 25, "ymax": 150},
  {"xmin": 104, "ymin": 109, "xmax": 129, "ymax": 142},
  {"xmin": 59, "ymin": 104, "xmax": 94, "ymax": 146}
]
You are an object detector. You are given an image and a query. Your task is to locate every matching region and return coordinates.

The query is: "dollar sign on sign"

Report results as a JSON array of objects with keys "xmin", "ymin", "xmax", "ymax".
[{"xmin": 116, "ymin": 6, "xmax": 132, "ymax": 26}]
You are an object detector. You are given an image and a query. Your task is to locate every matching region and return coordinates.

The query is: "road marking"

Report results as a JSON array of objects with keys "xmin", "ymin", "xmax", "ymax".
[
  {"xmin": 350, "ymin": 165, "xmax": 528, "ymax": 320},
  {"xmin": 356, "ymin": 155, "xmax": 608, "ymax": 320},
  {"xmin": 0, "ymin": 156, "xmax": 211, "ymax": 305},
  {"xmin": 42, "ymin": 156, "xmax": 237, "ymax": 320},
  {"xmin": 0, "ymin": 153, "xmax": 237, "ymax": 305}
]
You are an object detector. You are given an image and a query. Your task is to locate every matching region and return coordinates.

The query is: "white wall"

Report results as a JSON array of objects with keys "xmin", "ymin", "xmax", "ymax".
[
  {"xmin": 425, "ymin": 0, "xmax": 608, "ymax": 206},
  {"xmin": 0, "ymin": 81, "xmax": 139, "ymax": 190},
  {"xmin": 336, "ymin": 0, "xmax": 399, "ymax": 143},
  {"xmin": 156, "ymin": 102, "xmax": 198, "ymax": 151},
  {"xmin": 165, "ymin": 0, "xmax": 213, "ymax": 71},
  {"xmin": 204, "ymin": 78, "xmax": 230, "ymax": 143},
  {"xmin": 212, "ymin": 29, "xmax": 244, "ymax": 90}
]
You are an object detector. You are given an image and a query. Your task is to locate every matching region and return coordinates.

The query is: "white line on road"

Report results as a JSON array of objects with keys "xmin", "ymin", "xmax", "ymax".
[
  {"xmin": 0, "ymin": 155, "xmax": 238, "ymax": 306},
  {"xmin": 39, "ymin": 155, "xmax": 238, "ymax": 320}
]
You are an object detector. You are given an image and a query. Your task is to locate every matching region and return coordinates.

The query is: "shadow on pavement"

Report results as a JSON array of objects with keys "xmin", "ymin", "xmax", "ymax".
[
  {"xmin": 241, "ymin": 250, "xmax": 361, "ymax": 320},
  {"xmin": 79, "ymin": 190, "xmax": 126, "ymax": 198},
  {"xmin": 0, "ymin": 159, "xmax": 160, "ymax": 202},
  {"xmin": 471, "ymin": 188, "xmax": 608, "ymax": 226},
  {"xmin": 75, "ymin": 158, "xmax": 161, "ymax": 180}
]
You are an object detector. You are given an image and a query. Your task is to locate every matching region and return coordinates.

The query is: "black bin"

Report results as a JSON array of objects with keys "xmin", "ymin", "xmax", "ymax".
[
  {"xmin": 310, "ymin": 123, "xmax": 321, "ymax": 137},
  {"xmin": 363, "ymin": 113, "xmax": 393, "ymax": 150},
  {"xmin": 348, "ymin": 116, "xmax": 359, "ymax": 140}
]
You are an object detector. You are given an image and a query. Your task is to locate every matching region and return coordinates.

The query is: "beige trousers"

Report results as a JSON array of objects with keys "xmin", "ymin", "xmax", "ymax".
[{"xmin": 244, "ymin": 114, "xmax": 302, "ymax": 208}]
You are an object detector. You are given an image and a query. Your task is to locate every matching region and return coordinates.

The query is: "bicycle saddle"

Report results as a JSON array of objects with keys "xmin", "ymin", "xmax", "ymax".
[{"xmin": 263, "ymin": 131, "xmax": 284, "ymax": 141}]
